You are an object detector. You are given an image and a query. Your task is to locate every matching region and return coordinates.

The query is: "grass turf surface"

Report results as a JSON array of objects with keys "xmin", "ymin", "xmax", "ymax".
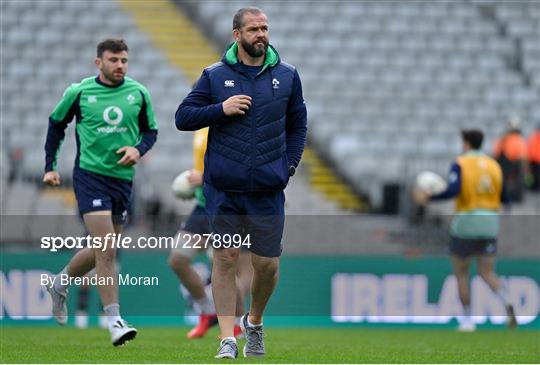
[{"xmin": 0, "ymin": 327, "xmax": 538, "ymax": 363}]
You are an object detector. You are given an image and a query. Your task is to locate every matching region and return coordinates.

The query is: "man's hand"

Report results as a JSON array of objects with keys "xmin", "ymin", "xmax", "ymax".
[
  {"xmin": 222, "ymin": 95, "xmax": 252, "ymax": 116},
  {"xmin": 116, "ymin": 146, "xmax": 141, "ymax": 166},
  {"xmin": 412, "ymin": 188, "xmax": 430, "ymax": 205},
  {"xmin": 187, "ymin": 169, "xmax": 203, "ymax": 187},
  {"xmin": 43, "ymin": 171, "xmax": 61, "ymax": 186}
]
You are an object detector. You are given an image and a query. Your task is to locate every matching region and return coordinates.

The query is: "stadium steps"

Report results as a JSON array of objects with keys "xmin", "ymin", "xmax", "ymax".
[
  {"xmin": 41, "ymin": 187, "xmax": 77, "ymax": 208},
  {"xmin": 117, "ymin": 0, "xmax": 219, "ymax": 83},
  {"xmin": 302, "ymin": 148, "xmax": 367, "ymax": 212}
]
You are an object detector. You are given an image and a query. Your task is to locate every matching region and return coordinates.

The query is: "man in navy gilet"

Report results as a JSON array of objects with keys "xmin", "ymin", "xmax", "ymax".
[{"xmin": 175, "ymin": 7, "xmax": 307, "ymax": 359}]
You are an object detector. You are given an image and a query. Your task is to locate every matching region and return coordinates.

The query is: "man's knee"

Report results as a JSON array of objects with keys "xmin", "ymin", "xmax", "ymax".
[
  {"xmin": 253, "ymin": 257, "xmax": 279, "ymax": 277},
  {"xmin": 168, "ymin": 252, "xmax": 190, "ymax": 271},
  {"xmin": 454, "ymin": 271, "xmax": 470, "ymax": 285},
  {"xmin": 451, "ymin": 255, "xmax": 470, "ymax": 275},
  {"xmin": 213, "ymin": 249, "xmax": 240, "ymax": 269},
  {"xmin": 452, "ymin": 265, "xmax": 470, "ymax": 284},
  {"xmin": 94, "ymin": 246, "xmax": 116, "ymax": 263}
]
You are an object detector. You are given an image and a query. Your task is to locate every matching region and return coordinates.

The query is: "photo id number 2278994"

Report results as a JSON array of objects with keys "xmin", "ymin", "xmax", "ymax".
[{"xmin": 179, "ymin": 233, "xmax": 251, "ymax": 249}]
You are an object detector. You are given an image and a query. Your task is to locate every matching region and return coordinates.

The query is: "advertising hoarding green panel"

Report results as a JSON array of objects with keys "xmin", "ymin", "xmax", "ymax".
[{"xmin": 1, "ymin": 252, "xmax": 538, "ymax": 328}]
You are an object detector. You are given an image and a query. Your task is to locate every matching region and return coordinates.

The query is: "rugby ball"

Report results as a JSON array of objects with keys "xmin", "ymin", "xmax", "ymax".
[
  {"xmin": 171, "ymin": 170, "xmax": 195, "ymax": 199},
  {"xmin": 416, "ymin": 171, "xmax": 447, "ymax": 195}
]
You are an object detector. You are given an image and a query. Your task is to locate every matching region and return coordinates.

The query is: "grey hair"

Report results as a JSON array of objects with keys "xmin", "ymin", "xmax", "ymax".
[{"xmin": 233, "ymin": 7, "xmax": 264, "ymax": 29}]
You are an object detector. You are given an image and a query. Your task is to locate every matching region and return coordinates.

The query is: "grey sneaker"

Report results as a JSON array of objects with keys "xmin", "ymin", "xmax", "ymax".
[
  {"xmin": 46, "ymin": 280, "xmax": 68, "ymax": 325},
  {"xmin": 240, "ymin": 313, "xmax": 265, "ymax": 357},
  {"xmin": 110, "ymin": 319, "xmax": 137, "ymax": 346},
  {"xmin": 215, "ymin": 338, "xmax": 238, "ymax": 359}
]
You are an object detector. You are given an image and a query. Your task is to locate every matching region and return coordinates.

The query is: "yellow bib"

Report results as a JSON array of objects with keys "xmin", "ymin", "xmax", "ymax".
[{"xmin": 455, "ymin": 153, "xmax": 502, "ymax": 212}]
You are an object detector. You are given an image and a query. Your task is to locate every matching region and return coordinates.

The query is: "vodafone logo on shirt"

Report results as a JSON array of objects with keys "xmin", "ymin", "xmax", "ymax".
[
  {"xmin": 103, "ymin": 106, "xmax": 123, "ymax": 126},
  {"xmin": 98, "ymin": 106, "xmax": 127, "ymax": 134}
]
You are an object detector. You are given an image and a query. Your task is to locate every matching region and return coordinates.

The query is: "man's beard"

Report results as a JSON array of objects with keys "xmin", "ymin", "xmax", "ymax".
[
  {"xmin": 103, "ymin": 69, "xmax": 124, "ymax": 84},
  {"xmin": 241, "ymin": 38, "xmax": 268, "ymax": 58}
]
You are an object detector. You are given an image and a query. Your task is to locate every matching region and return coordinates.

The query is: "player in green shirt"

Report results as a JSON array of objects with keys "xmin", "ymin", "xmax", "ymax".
[{"xmin": 43, "ymin": 39, "xmax": 157, "ymax": 346}]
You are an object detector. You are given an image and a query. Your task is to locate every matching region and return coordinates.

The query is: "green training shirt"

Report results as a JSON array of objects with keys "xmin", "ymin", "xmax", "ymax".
[{"xmin": 47, "ymin": 76, "xmax": 158, "ymax": 181}]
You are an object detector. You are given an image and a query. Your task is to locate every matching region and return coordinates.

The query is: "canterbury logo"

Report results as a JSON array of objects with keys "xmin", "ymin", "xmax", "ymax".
[{"xmin": 224, "ymin": 80, "xmax": 235, "ymax": 87}]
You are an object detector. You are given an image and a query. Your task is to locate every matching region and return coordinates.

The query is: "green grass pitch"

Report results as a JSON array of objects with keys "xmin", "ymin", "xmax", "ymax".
[{"xmin": 1, "ymin": 327, "xmax": 538, "ymax": 363}]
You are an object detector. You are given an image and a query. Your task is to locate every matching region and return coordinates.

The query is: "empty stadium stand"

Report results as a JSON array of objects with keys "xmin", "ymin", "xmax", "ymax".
[{"xmin": 186, "ymin": 0, "xmax": 539, "ymax": 207}]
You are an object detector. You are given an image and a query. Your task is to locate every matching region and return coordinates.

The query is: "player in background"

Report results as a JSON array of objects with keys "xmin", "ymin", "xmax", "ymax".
[
  {"xmin": 415, "ymin": 129, "xmax": 517, "ymax": 332},
  {"xmin": 168, "ymin": 127, "xmax": 252, "ymax": 339},
  {"xmin": 526, "ymin": 123, "xmax": 540, "ymax": 191},
  {"xmin": 43, "ymin": 39, "xmax": 158, "ymax": 345},
  {"xmin": 492, "ymin": 117, "xmax": 528, "ymax": 209}
]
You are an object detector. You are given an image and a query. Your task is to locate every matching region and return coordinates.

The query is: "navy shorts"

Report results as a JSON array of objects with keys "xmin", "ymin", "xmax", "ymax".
[
  {"xmin": 449, "ymin": 236, "xmax": 497, "ymax": 258},
  {"xmin": 73, "ymin": 167, "xmax": 132, "ymax": 225},
  {"xmin": 204, "ymin": 184, "xmax": 285, "ymax": 257},
  {"xmin": 181, "ymin": 205, "xmax": 212, "ymax": 234}
]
